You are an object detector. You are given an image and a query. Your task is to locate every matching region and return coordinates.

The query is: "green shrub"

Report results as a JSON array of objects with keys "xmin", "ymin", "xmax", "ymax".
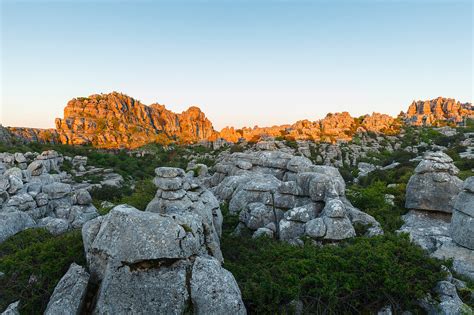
[
  {"xmin": 119, "ymin": 179, "xmax": 156, "ymax": 211},
  {"xmin": 230, "ymin": 144, "xmax": 245, "ymax": 153},
  {"xmin": 90, "ymin": 185, "xmax": 133, "ymax": 203},
  {"xmin": 347, "ymin": 181, "xmax": 406, "ymax": 233},
  {"xmin": 0, "ymin": 229, "xmax": 85, "ymax": 314},
  {"xmin": 222, "ymin": 233, "xmax": 444, "ymax": 314}
]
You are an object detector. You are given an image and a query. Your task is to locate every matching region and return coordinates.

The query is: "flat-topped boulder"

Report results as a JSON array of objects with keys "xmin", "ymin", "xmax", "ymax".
[
  {"xmin": 80, "ymin": 204, "xmax": 245, "ymax": 314},
  {"xmin": 405, "ymin": 151, "xmax": 463, "ymax": 213}
]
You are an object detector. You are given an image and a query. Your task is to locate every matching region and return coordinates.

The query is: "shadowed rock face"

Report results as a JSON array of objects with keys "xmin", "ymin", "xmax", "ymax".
[{"xmin": 403, "ymin": 97, "xmax": 474, "ymax": 126}]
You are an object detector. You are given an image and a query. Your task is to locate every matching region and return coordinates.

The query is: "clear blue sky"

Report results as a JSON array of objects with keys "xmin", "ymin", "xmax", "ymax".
[{"xmin": 1, "ymin": 0, "xmax": 472, "ymax": 130}]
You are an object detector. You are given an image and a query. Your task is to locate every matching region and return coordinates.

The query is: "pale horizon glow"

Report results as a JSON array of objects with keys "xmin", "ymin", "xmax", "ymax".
[{"xmin": 1, "ymin": 0, "xmax": 472, "ymax": 131}]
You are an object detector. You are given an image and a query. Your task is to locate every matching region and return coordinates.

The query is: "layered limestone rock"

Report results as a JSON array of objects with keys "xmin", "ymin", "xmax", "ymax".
[
  {"xmin": 206, "ymin": 151, "xmax": 382, "ymax": 244},
  {"xmin": 403, "ymin": 97, "xmax": 473, "ymax": 126},
  {"xmin": 52, "ymin": 92, "xmax": 404, "ymax": 148},
  {"xmin": 55, "ymin": 92, "xmax": 218, "ymax": 148},
  {"xmin": 146, "ymin": 166, "xmax": 223, "ymax": 253},
  {"xmin": 0, "ymin": 150, "xmax": 98, "ymax": 243},
  {"xmin": 451, "ymin": 177, "xmax": 474, "ymax": 250},
  {"xmin": 405, "ymin": 151, "xmax": 463, "ymax": 213},
  {"xmin": 81, "ymin": 203, "xmax": 245, "ymax": 314},
  {"xmin": 400, "ymin": 174, "xmax": 474, "ymax": 280},
  {"xmin": 218, "ymin": 112, "xmax": 399, "ymax": 144}
]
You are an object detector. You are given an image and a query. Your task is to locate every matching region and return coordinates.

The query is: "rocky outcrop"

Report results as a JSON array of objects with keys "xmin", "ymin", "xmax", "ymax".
[
  {"xmin": 55, "ymin": 92, "xmax": 218, "ymax": 148},
  {"xmin": 146, "ymin": 166, "xmax": 223, "ymax": 256},
  {"xmin": 218, "ymin": 112, "xmax": 399, "ymax": 144},
  {"xmin": 206, "ymin": 150, "xmax": 382, "ymax": 244},
  {"xmin": 44, "ymin": 263, "xmax": 89, "ymax": 315},
  {"xmin": 451, "ymin": 177, "xmax": 474, "ymax": 249},
  {"xmin": 7, "ymin": 127, "xmax": 59, "ymax": 144},
  {"xmin": 403, "ymin": 97, "xmax": 473, "ymax": 126},
  {"xmin": 81, "ymin": 203, "xmax": 245, "ymax": 314},
  {"xmin": 405, "ymin": 151, "xmax": 463, "ymax": 213},
  {"xmin": 51, "ymin": 92, "xmax": 406, "ymax": 148},
  {"xmin": 0, "ymin": 150, "xmax": 98, "ymax": 243},
  {"xmin": 398, "ymin": 210, "xmax": 474, "ymax": 280}
]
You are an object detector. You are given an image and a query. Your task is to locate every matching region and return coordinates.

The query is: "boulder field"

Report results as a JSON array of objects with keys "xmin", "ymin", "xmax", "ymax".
[{"xmin": 0, "ymin": 151, "xmax": 98, "ymax": 242}]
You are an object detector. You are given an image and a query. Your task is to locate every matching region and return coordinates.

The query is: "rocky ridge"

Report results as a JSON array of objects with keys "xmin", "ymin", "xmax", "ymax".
[
  {"xmin": 3, "ymin": 94, "xmax": 472, "ymax": 149},
  {"xmin": 403, "ymin": 97, "xmax": 474, "ymax": 126},
  {"xmin": 54, "ymin": 92, "xmax": 217, "ymax": 148}
]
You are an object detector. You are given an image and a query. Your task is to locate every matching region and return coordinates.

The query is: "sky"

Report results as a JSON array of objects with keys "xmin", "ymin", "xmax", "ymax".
[{"xmin": 0, "ymin": 0, "xmax": 472, "ymax": 130}]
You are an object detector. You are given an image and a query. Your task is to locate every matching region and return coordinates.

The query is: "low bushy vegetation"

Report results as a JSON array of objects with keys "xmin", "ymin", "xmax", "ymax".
[
  {"xmin": 347, "ymin": 181, "xmax": 406, "ymax": 232},
  {"xmin": 0, "ymin": 142, "xmax": 190, "ymax": 180},
  {"xmin": 222, "ymin": 223, "xmax": 444, "ymax": 313},
  {"xmin": 91, "ymin": 179, "xmax": 156, "ymax": 213},
  {"xmin": 0, "ymin": 229, "xmax": 85, "ymax": 314}
]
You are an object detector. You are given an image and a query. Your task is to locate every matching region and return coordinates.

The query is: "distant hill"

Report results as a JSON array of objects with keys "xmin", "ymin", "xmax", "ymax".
[{"xmin": 4, "ymin": 93, "xmax": 472, "ymax": 149}]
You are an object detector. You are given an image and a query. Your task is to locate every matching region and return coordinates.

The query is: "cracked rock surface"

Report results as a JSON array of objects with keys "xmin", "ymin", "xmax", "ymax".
[
  {"xmin": 205, "ymin": 150, "xmax": 382, "ymax": 244},
  {"xmin": 76, "ymin": 168, "xmax": 246, "ymax": 314}
]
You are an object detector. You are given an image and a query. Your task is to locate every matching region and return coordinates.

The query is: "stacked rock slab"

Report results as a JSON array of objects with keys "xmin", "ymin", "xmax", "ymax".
[
  {"xmin": 405, "ymin": 151, "xmax": 463, "ymax": 213},
  {"xmin": 146, "ymin": 167, "xmax": 223, "ymax": 257},
  {"xmin": 451, "ymin": 177, "xmax": 474, "ymax": 249},
  {"xmin": 0, "ymin": 150, "xmax": 98, "ymax": 243},
  {"xmin": 80, "ymin": 168, "xmax": 245, "ymax": 314},
  {"xmin": 207, "ymin": 151, "xmax": 382, "ymax": 244},
  {"xmin": 400, "ymin": 157, "xmax": 474, "ymax": 280}
]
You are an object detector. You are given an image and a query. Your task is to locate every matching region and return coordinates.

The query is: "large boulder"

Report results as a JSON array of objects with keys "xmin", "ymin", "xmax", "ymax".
[
  {"xmin": 190, "ymin": 256, "xmax": 247, "ymax": 314},
  {"xmin": 398, "ymin": 210, "xmax": 474, "ymax": 280},
  {"xmin": 451, "ymin": 177, "xmax": 474, "ymax": 249},
  {"xmin": 44, "ymin": 263, "xmax": 90, "ymax": 315},
  {"xmin": 82, "ymin": 204, "xmax": 245, "ymax": 314},
  {"xmin": 0, "ymin": 211, "xmax": 35, "ymax": 243},
  {"xmin": 405, "ymin": 151, "xmax": 463, "ymax": 213}
]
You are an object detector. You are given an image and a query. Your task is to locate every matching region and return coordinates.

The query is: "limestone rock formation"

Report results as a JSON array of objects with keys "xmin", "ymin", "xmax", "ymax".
[
  {"xmin": 51, "ymin": 92, "xmax": 407, "ymax": 148},
  {"xmin": 217, "ymin": 112, "xmax": 399, "ymax": 144},
  {"xmin": 206, "ymin": 150, "xmax": 382, "ymax": 244},
  {"xmin": 44, "ymin": 263, "xmax": 89, "ymax": 315},
  {"xmin": 451, "ymin": 177, "xmax": 474, "ymax": 249},
  {"xmin": 146, "ymin": 166, "xmax": 223, "ymax": 256},
  {"xmin": 405, "ymin": 151, "xmax": 463, "ymax": 213},
  {"xmin": 0, "ymin": 150, "xmax": 98, "ymax": 243},
  {"xmin": 81, "ymin": 204, "xmax": 246, "ymax": 314},
  {"xmin": 399, "ymin": 210, "xmax": 474, "ymax": 280},
  {"xmin": 55, "ymin": 92, "xmax": 218, "ymax": 148},
  {"xmin": 403, "ymin": 97, "xmax": 473, "ymax": 126}
]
